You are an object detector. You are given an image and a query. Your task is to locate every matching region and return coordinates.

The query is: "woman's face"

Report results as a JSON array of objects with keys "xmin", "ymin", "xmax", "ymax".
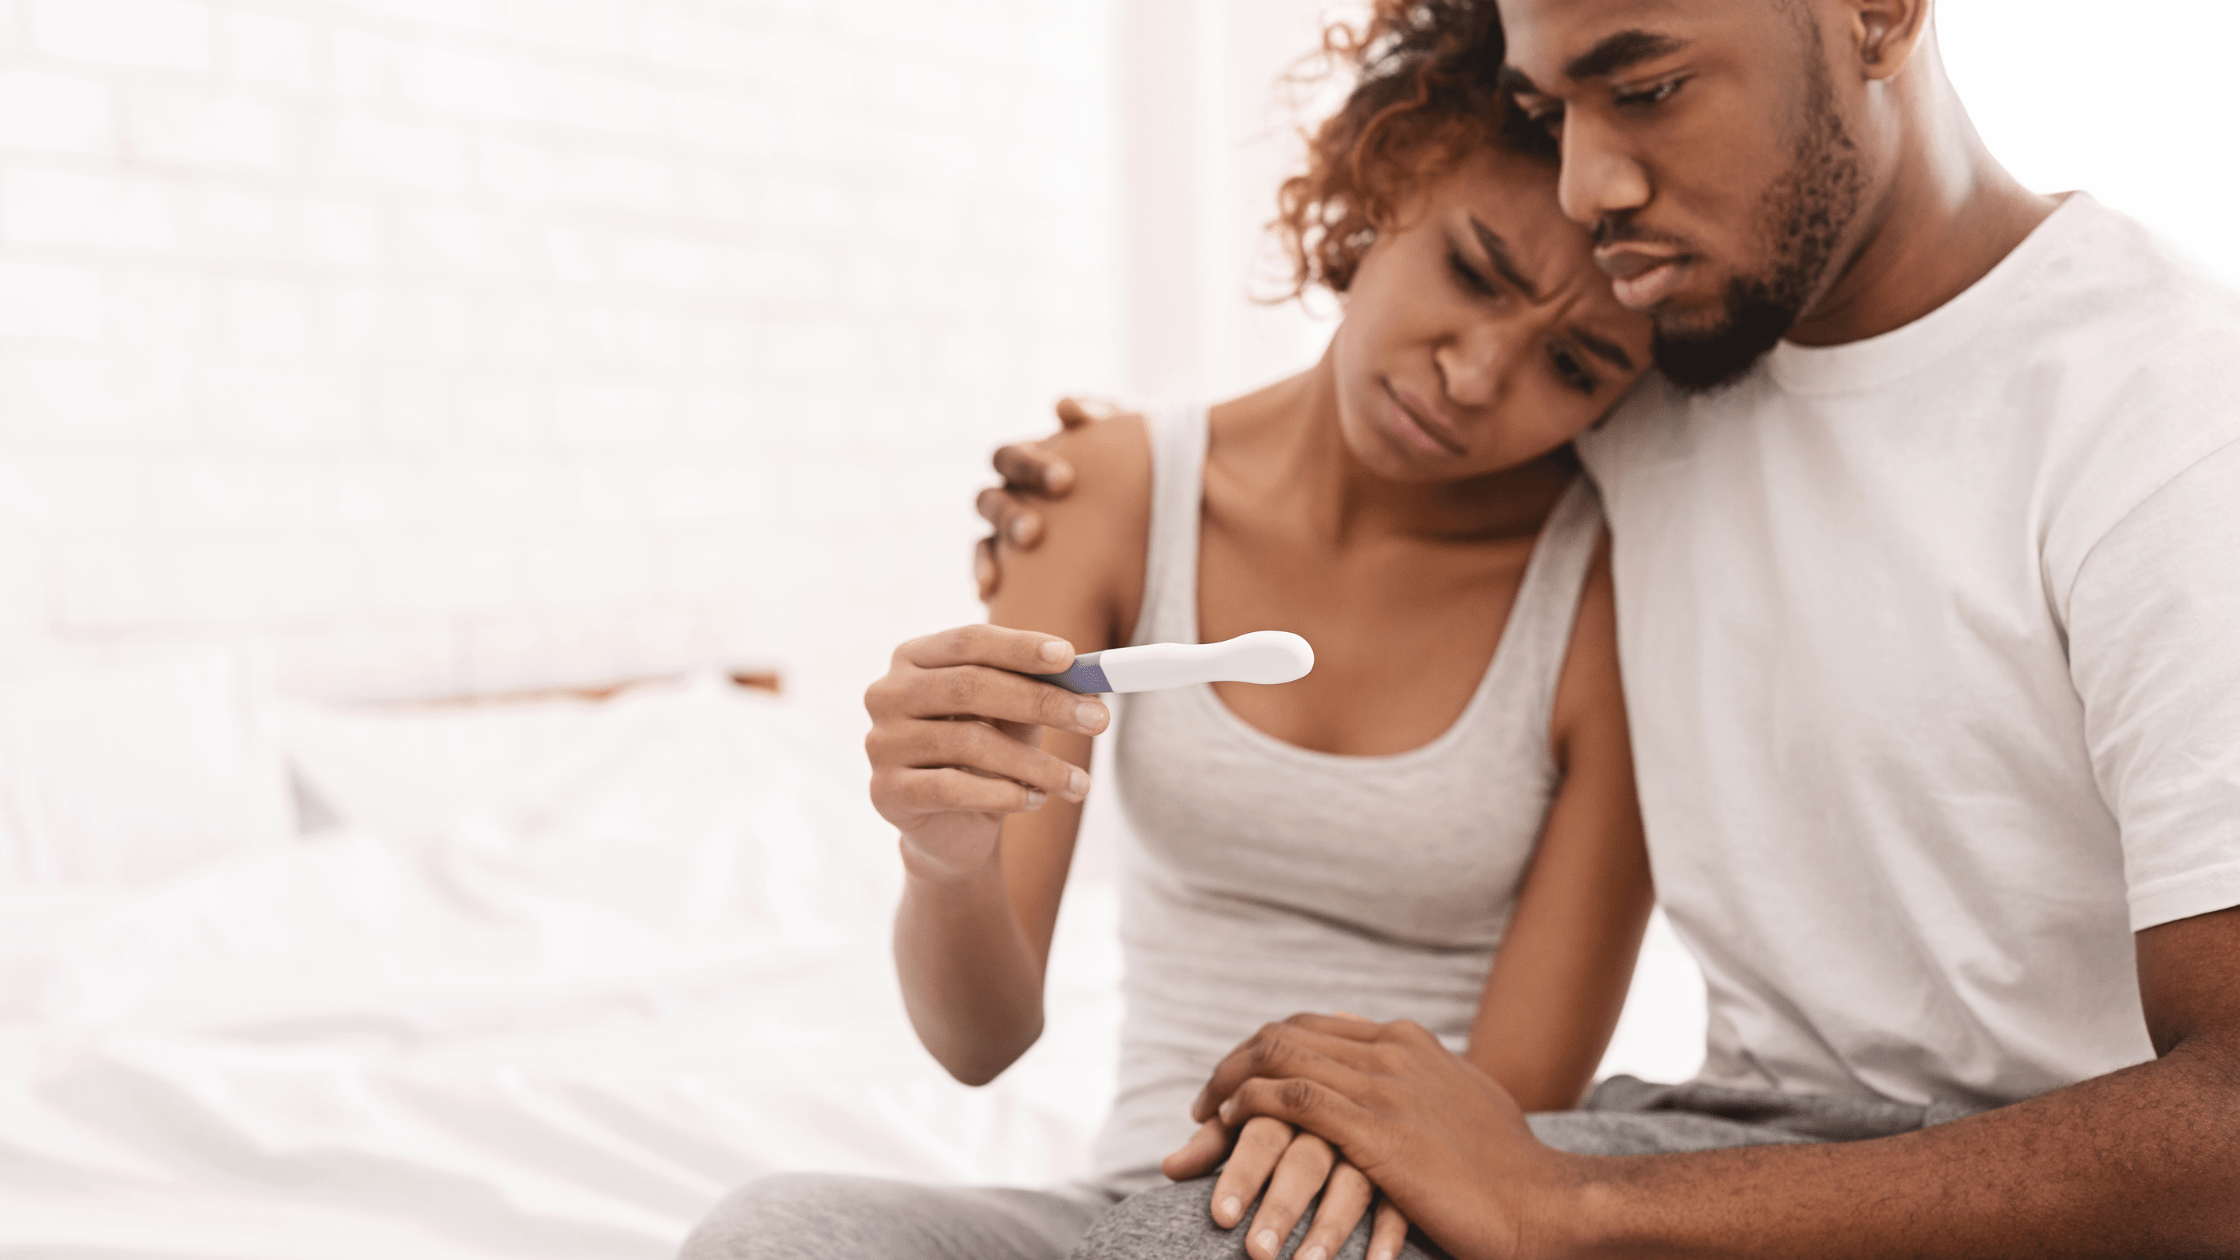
[{"xmin": 1331, "ymin": 144, "xmax": 1652, "ymax": 483}]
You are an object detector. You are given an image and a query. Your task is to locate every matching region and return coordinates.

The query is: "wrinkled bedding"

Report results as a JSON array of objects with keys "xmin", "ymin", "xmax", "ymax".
[
  {"xmin": 0, "ymin": 678, "xmax": 1122, "ymax": 1258},
  {"xmin": 0, "ymin": 672, "xmax": 1702, "ymax": 1258}
]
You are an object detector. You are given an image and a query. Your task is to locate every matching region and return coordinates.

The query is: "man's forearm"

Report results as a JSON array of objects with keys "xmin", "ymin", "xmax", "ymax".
[{"xmin": 1560, "ymin": 1048, "xmax": 2240, "ymax": 1258}]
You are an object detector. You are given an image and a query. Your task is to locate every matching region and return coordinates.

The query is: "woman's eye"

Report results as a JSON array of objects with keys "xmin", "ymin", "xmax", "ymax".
[
  {"xmin": 1447, "ymin": 249, "xmax": 1496, "ymax": 297},
  {"xmin": 1528, "ymin": 106, "xmax": 1565, "ymax": 136},
  {"xmin": 1614, "ymin": 79, "xmax": 1682, "ymax": 110},
  {"xmin": 1548, "ymin": 343, "xmax": 1598, "ymax": 395}
]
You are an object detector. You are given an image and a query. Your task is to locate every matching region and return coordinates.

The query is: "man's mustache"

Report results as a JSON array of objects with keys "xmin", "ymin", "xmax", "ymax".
[{"xmin": 1593, "ymin": 215, "xmax": 1692, "ymax": 252}]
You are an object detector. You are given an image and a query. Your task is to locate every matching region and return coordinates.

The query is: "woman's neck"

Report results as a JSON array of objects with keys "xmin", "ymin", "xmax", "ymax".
[{"xmin": 1207, "ymin": 351, "xmax": 1575, "ymax": 549}]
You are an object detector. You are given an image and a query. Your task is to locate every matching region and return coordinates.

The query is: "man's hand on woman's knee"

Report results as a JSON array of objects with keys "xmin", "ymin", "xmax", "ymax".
[
  {"xmin": 1181, "ymin": 1014, "xmax": 1587, "ymax": 1260},
  {"xmin": 973, "ymin": 397, "xmax": 1120, "ymax": 601}
]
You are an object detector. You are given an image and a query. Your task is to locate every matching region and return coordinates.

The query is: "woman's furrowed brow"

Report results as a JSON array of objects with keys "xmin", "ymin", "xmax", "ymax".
[{"xmin": 1470, "ymin": 217, "xmax": 1544, "ymax": 301}]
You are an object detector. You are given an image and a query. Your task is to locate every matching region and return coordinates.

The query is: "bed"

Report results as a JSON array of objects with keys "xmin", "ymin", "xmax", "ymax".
[
  {"xmin": 0, "ymin": 650, "xmax": 1700, "ymax": 1258},
  {"xmin": 0, "ymin": 659, "xmax": 1123, "ymax": 1258}
]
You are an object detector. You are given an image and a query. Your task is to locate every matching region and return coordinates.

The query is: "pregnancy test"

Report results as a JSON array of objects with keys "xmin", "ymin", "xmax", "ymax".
[{"xmin": 1031, "ymin": 631, "xmax": 1313, "ymax": 695}]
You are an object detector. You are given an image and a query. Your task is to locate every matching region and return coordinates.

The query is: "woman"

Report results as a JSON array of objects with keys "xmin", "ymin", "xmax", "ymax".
[{"xmin": 684, "ymin": 4, "xmax": 1654, "ymax": 1259}]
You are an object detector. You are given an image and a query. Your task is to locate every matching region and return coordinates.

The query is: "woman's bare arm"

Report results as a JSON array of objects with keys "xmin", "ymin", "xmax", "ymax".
[
  {"xmin": 1464, "ymin": 538, "xmax": 1654, "ymax": 1110},
  {"xmin": 884, "ymin": 415, "xmax": 1150, "ymax": 1084}
]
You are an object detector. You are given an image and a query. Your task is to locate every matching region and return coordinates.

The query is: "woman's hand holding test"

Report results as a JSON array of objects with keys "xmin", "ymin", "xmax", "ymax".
[
  {"xmin": 867, "ymin": 624, "xmax": 1111, "ymax": 1086},
  {"xmin": 864, "ymin": 624, "xmax": 1108, "ymax": 879}
]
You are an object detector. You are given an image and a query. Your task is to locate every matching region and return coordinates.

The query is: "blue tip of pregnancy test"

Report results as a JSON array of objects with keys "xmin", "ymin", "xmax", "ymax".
[{"xmin": 1031, "ymin": 652, "xmax": 1110, "ymax": 694}]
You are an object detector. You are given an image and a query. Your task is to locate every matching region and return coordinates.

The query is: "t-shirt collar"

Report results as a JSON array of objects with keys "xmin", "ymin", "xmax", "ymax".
[{"xmin": 1763, "ymin": 191, "xmax": 2096, "ymax": 396}]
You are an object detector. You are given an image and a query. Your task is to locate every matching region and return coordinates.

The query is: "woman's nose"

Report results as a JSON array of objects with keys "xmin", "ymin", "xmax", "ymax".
[{"xmin": 1436, "ymin": 323, "xmax": 1516, "ymax": 409}]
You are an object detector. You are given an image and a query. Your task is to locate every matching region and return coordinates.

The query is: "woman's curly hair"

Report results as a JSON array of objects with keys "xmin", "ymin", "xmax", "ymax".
[{"xmin": 1272, "ymin": 0, "xmax": 1552, "ymax": 298}]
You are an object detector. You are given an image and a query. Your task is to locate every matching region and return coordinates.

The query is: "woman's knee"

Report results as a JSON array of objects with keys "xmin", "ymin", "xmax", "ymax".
[
  {"xmin": 1070, "ymin": 1176, "xmax": 1450, "ymax": 1260},
  {"xmin": 679, "ymin": 1173, "xmax": 888, "ymax": 1260},
  {"xmin": 681, "ymin": 1172, "xmax": 1104, "ymax": 1260},
  {"xmin": 1070, "ymin": 1178, "xmax": 1241, "ymax": 1260}
]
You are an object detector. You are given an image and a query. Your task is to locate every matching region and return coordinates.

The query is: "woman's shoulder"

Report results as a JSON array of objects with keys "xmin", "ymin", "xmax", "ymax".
[
  {"xmin": 991, "ymin": 408, "xmax": 1157, "ymax": 648},
  {"xmin": 1047, "ymin": 407, "xmax": 1156, "ymax": 508},
  {"xmin": 1012, "ymin": 407, "xmax": 1156, "ymax": 545}
]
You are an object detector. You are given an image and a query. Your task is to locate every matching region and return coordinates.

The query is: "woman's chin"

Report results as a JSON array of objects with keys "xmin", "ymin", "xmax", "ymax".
[{"xmin": 1334, "ymin": 414, "xmax": 1443, "ymax": 484}]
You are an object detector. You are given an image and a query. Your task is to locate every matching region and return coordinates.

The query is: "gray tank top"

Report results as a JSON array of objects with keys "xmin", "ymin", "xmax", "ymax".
[{"xmin": 1088, "ymin": 403, "xmax": 1606, "ymax": 1192}]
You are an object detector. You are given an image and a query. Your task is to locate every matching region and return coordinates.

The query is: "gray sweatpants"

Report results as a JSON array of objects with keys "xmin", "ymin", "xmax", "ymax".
[{"xmin": 679, "ymin": 1077, "xmax": 1978, "ymax": 1260}]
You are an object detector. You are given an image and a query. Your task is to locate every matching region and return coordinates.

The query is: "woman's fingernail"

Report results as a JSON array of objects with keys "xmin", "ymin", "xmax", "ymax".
[
  {"xmin": 1254, "ymin": 1229, "xmax": 1278, "ymax": 1255},
  {"xmin": 1218, "ymin": 1195, "xmax": 1241, "ymax": 1224},
  {"xmin": 1023, "ymin": 790, "xmax": 1046, "ymax": 809},
  {"xmin": 1075, "ymin": 701, "xmax": 1104, "ymax": 730},
  {"xmin": 1068, "ymin": 769, "xmax": 1091, "ymax": 798},
  {"xmin": 1009, "ymin": 516, "xmax": 1034, "ymax": 543},
  {"xmin": 1039, "ymin": 639, "xmax": 1068, "ymax": 664},
  {"xmin": 1303, "ymin": 1248, "xmax": 1328, "ymax": 1260}
]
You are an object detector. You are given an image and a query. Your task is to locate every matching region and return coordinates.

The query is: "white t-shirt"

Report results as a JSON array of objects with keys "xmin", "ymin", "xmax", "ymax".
[{"xmin": 1578, "ymin": 194, "xmax": 2240, "ymax": 1110}]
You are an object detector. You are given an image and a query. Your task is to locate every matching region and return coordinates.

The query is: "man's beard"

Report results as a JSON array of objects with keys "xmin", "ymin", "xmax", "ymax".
[{"xmin": 1651, "ymin": 64, "xmax": 1868, "ymax": 394}]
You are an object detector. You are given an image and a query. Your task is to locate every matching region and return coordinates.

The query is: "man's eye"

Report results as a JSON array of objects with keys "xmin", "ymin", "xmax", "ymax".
[
  {"xmin": 1613, "ymin": 79, "xmax": 1682, "ymax": 110},
  {"xmin": 1548, "ymin": 343, "xmax": 1598, "ymax": 395}
]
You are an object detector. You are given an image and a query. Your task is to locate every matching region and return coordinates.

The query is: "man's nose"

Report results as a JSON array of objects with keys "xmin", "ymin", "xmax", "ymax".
[{"xmin": 1557, "ymin": 113, "xmax": 1650, "ymax": 227}]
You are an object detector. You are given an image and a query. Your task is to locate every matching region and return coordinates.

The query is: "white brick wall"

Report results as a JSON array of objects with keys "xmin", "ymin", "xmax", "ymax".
[
  {"xmin": 0, "ymin": 0, "xmax": 1119, "ymax": 735},
  {"xmin": 8, "ymin": 0, "xmax": 2216, "ymax": 746}
]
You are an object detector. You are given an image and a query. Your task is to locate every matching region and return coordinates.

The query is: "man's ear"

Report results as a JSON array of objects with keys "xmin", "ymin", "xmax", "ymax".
[{"xmin": 1846, "ymin": 0, "xmax": 1931, "ymax": 82}]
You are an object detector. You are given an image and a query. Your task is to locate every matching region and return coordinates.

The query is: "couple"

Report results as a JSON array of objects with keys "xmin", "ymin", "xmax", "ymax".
[{"xmin": 689, "ymin": 0, "xmax": 2240, "ymax": 1256}]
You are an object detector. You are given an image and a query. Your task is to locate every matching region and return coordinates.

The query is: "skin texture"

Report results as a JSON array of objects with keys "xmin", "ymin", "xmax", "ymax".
[
  {"xmin": 973, "ymin": 2, "xmax": 2240, "ymax": 1255},
  {"xmin": 868, "ymin": 147, "xmax": 1655, "ymax": 1260}
]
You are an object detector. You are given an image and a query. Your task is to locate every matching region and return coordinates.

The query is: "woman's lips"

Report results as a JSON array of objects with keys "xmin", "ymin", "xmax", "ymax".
[{"xmin": 1383, "ymin": 383, "xmax": 1466, "ymax": 456}]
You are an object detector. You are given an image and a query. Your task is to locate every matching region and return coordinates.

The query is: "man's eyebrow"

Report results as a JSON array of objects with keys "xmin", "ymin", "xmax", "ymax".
[
  {"xmin": 1470, "ymin": 217, "xmax": 1542, "ymax": 302},
  {"xmin": 1570, "ymin": 325, "xmax": 1637, "ymax": 372},
  {"xmin": 1563, "ymin": 30, "xmax": 1688, "ymax": 82}
]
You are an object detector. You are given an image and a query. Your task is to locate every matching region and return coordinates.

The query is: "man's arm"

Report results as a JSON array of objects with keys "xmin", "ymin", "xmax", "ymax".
[{"xmin": 1194, "ymin": 904, "xmax": 2240, "ymax": 1259}]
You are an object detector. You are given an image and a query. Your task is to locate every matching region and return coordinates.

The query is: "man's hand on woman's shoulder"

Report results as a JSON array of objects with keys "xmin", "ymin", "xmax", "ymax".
[{"xmin": 974, "ymin": 397, "xmax": 1129, "ymax": 602}]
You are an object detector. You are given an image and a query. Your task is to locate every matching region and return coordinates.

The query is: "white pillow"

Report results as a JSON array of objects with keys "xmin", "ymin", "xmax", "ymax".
[{"xmin": 0, "ymin": 646, "xmax": 294, "ymax": 887}]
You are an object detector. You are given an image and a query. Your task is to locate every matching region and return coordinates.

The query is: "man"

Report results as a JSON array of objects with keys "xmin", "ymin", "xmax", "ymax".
[{"xmin": 981, "ymin": 0, "xmax": 2240, "ymax": 1255}]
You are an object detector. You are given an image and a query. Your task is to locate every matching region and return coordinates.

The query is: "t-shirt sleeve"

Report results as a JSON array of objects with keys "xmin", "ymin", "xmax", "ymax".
[{"xmin": 2067, "ymin": 437, "xmax": 2240, "ymax": 932}]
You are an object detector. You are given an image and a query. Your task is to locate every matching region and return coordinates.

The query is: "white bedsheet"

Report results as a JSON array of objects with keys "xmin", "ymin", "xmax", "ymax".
[
  {"xmin": 0, "ymin": 672, "xmax": 1701, "ymax": 1258},
  {"xmin": 0, "ymin": 678, "xmax": 1123, "ymax": 1258}
]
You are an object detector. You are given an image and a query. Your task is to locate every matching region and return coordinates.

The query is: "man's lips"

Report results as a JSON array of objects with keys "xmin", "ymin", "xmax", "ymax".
[
  {"xmin": 1384, "ymin": 383, "xmax": 1466, "ymax": 456},
  {"xmin": 1596, "ymin": 247, "xmax": 1689, "ymax": 310}
]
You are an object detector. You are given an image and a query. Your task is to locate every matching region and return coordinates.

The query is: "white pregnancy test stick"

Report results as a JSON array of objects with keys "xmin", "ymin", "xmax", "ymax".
[{"xmin": 1030, "ymin": 631, "xmax": 1313, "ymax": 694}]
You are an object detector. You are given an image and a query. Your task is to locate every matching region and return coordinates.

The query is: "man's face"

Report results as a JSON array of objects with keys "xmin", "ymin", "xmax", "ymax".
[{"xmin": 1499, "ymin": 0, "xmax": 1871, "ymax": 392}]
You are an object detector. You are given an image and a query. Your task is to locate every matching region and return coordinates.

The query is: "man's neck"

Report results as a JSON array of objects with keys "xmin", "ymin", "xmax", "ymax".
[{"xmin": 1786, "ymin": 44, "xmax": 2058, "ymax": 349}]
